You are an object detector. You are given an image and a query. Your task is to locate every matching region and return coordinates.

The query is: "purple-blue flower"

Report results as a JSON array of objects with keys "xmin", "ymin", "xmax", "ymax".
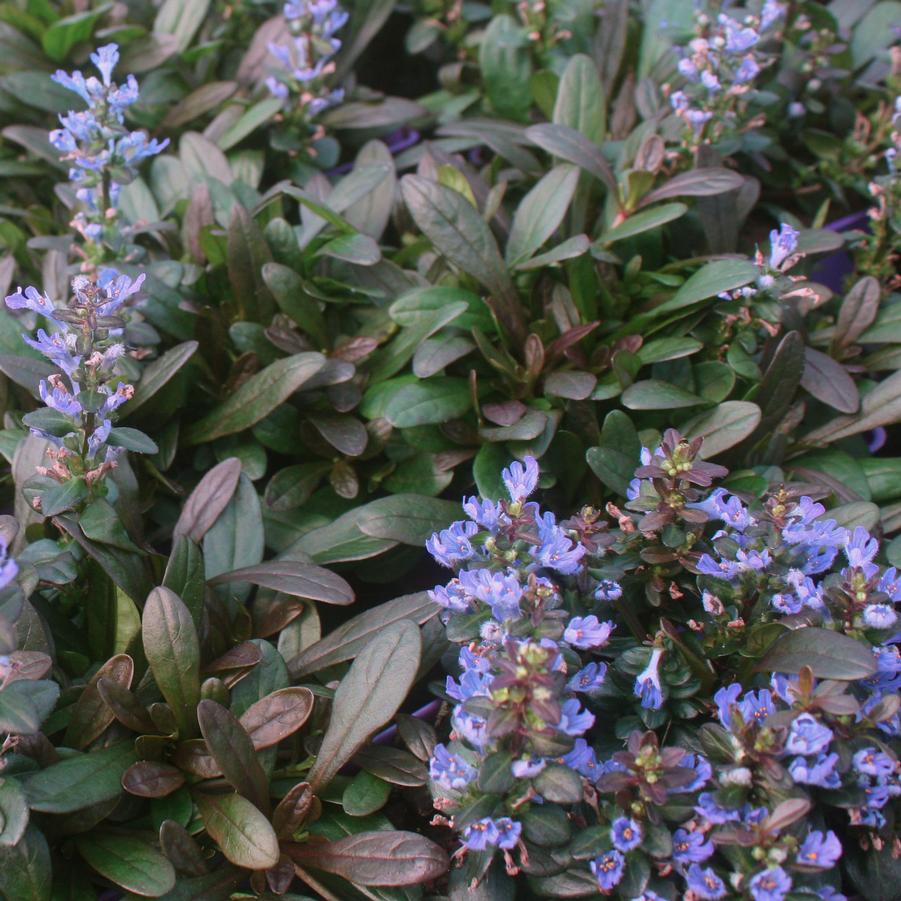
[
  {"xmin": 844, "ymin": 526, "xmax": 879, "ymax": 568},
  {"xmin": 557, "ymin": 698, "xmax": 595, "ymax": 736},
  {"xmin": 768, "ymin": 223, "xmax": 799, "ymax": 269},
  {"xmin": 852, "ymin": 747, "xmax": 896, "ymax": 779},
  {"xmin": 634, "ymin": 647, "xmax": 665, "ymax": 710},
  {"xmin": 796, "ymin": 831, "xmax": 842, "ymax": 869},
  {"xmin": 610, "ymin": 817, "xmax": 642, "ymax": 852},
  {"xmin": 564, "ymin": 615, "xmax": 615, "ymax": 649},
  {"xmin": 685, "ymin": 863, "xmax": 727, "ymax": 899},
  {"xmin": 862, "ymin": 603, "xmax": 897, "ymax": 630},
  {"xmin": 563, "ymin": 738, "xmax": 599, "ymax": 778},
  {"xmin": 749, "ymin": 866, "xmax": 791, "ymax": 901},
  {"xmin": 493, "ymin": 817, "xmax": 521, "ymax": 849},
  {"xmin": 568, "ymin": 661, "xmax": 607, "ymax": 693},
  {"xmin": 462, "ymin": 818, "xmax": 498, "ymax": 851},
  {"xmin": 426, "ymin": 520, "xmax": 478, "ymax": 568},
  {"xmin": 788, "ymin": 752, "xmax": 840, "ymax": 789},
  {"xmin": 785, "ymin": 713, "xmax": 833, "ymax": 755},
  {"xmin": 590, "ymin": 850, "xmax": 625, "ymax": 892},
  {"xmin": 672, "ymin": 827, "xmax": 714, "ymax": 864},
  {"xmin": 594, "ymin": 579, "xmax": 623, "ymax": 601},
  {"xmin": 430, "ymin": 744, "xmax": 476, "ymax": 793},
  {"xmin": 695, "ymin": 792, "xmax": 741, "ymax": 824},
  {"xmin": 502, "ymin": 455, "xmax": 539, "ymax": 501}
]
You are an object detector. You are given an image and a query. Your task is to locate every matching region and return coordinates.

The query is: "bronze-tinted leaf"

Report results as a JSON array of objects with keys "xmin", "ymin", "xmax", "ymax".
[
  {"xmin": 122, "ymin": 761, "xmax": 185, "ymax": 798},
  {"xmin": 271, "ymin": 782, "xmax": 314, "ymax": 839},
  {"xmin": 197, "ymin": 700, "xmax": 269, "ymax": 813},
  {"xmin": 97, "ymin": 678, "xmax": 156, "ymax": 734},
  {"xmin": 64, "ymin": 654, "xmax": 135, "ymax": 750},
  {"xmin": 172, "ymin": 457, "xmax": 242, "ymax": 543},
  {"xmin": 238, "ymin": 687, "xmax": 314, "ymax": 751},
  {"xmin": 171, "ymin": 739, "xmax": 220, "ymax": 779},
  {"xmin": 159, "ymin": 819, "xmax": 209, "ymax": 877},
  {"xmin": 285, "ymin": 831, "xmax": 448, "ymax": 886}
]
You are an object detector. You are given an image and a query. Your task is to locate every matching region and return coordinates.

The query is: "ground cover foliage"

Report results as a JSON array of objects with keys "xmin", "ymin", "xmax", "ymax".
[{"xmin": 0, "ymin": 0, "xmax": 897, "ymax": 899}]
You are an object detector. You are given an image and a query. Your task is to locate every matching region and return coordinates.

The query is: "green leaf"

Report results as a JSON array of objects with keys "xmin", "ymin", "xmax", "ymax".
[
  {"xmin": 227, "ymin": 204, "xmax": 275, "ymax": 322},
  {"xmin": 534, "ymin": 765, "xmax": 583, "ymax": 804},
  {"xmin": 287, "ymin": 592, "xmax": 437, "ymax": 677},
  {"xmin": 197, "ymin": 700, "xmax": 269, "ymax": 813},
  {"xmin": 621, "ymin": 380, "xmax": 706, "ymax": 410},
  {"xmin": 208, "ymin": 561, "xmax": 353, "ymax": 605},
  {"xmin": 478, "ymin": 15, "xmax": 531, "ymax": 121},
  {"xmin": 525, "ymin": 123, "xmax": 616, "ymax": 191},
  {"xmin": 0, "ymin": 778, "xmax": 29, "ymax": 847},
  {"xmin": 0, "ymin": 825, "xmax": 51, "ymax": 901},
  {"xmin": 76, "ymin": 833, "xmax": 176, "ymax": 898},
  {"xmin": 757, "ymin": 628, "xmax": 877, "ymax": 680},
  {"xmin": 800, "ymin": 348, "xmax": 859, "ymax": 414},
  {"xmin": 316, "ymin": 232, "xmax": 381, "ymax": 266},
  {"xmin": 22, "ymin": 743, "xmax": 136, "ymax": 814},
  {"xmin": 285, "ymin": 831, "xmax": 448, "ymax": 886},
  {"xmin": 184, "ymin": 353, "xmax": 327, "ymax": 445},
  {"xmin": 107, "ymin": 427, "xmax": 159, "ymax": 454},
  {"xmin": 217, "ymin": 98, "xmax": 282, "ymax": 151},
  {"xmin": 343, "ymin": 770, "xmax": 391, "ymax": 817},
  {"xmin": 654, "ymin": 259, "xmax": 760, "ymax": 316},
  {"xmin": 264, "ymin": 463, "xmax": 330, "ymax": 512},
  {"xmin": 681, "ymin": 401, "xmax": 762, "ymax": 456},
  {"xmin": 195, "ymin": 792, "xmax": 280, "ymax": 871},
  {"xmin": 162, "ymin": 537, "xmax": 205, "ymax": 630},
  {"xmin": 598, "ymin": 203, "xmax": 687, "ymax": 245},
  {"xmin": 128, "ymin": 341, "xmax": 198, "ymax": 415},
  {"xmin": 262, "ymin": 263, "xmax": 329, "ymax": 349},
  {"xmin": 506, "ymin": 165, "xmax": 579, "ymax": 266},
  {"xmin": 360, "ymin": 376, "xmax": 471, "ymax": 428},
  {"xmin": 0, "ymin": 681, "xmax": 59, "ymax": 735},
  {"xmin": 850, "ymin": 1, "xmax": 901, "ymax": 67},
  {"xmin": 307, "ymin": 621, "xmax": 422, "ymax": 791},
  {"xmin": 473, "ymin": 444, "xmax": 510, "ymax": 500},
  {"xmin": 399, "ymin": 175, "xmax": 514, "ymax": 305},
  {"xmin": 142, "ymin": 587, "xmax": 201, "ymax": 738},
  {"xmin": 803, "ymin": 369, "xmax": 901, "ymax": 445},
  {"xmin": 355, "ymin": 495, "xmax": 459, "ymax": 544},
  {"xmin": 41, "ymin": 5, "xmax": 111, "ymax": 62},
  {"xmin": 514, "ymin": 235, "xmax": 590, "ymax": 271},
  {"xmin": 553, "ymin": 54, "xmax": 605, "ymax": 144},
  {"xmin": 586, "ymin": 410, "xmax": 641, "ymax": 496},
  {"xmin": 154, "ymin": 0, "xmax": 211, "ymax": 52},
  {"xmin": 39, "ymin": 478, "xmax": 87, "ymax": 517}
]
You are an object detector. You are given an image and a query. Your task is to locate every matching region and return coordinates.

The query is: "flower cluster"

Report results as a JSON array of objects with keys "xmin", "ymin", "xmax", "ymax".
[
  {"xmin": 50, "ymin": 44, "xmax": 168, "ymax": 264},
  {"xmin": 668, "ymin": 3, "xmax": 785, "ymax": 146},
  {"xmin": 266, "ymin": 1, "xmax": 347, "ymax": 121},
  {"xmin": 4, "ymin": 271, "xmax": 152, "ymax": 496},
  {"xmin": 425, "ymin": 445, "xmax": 899, "ymax": 897}
]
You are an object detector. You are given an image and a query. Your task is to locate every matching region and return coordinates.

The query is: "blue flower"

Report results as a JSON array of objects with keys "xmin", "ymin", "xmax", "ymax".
[
  {"xmin": 594, "ymin": 579, "xmax": 623, "ymax": 601},
  {"xmin": 512, "ymin": 755, "xmax": 546, "ymax": 778},
  {"xmin": 788, "ymin": 752, "xmax": 840, "ymax": 789},
  {"xmin": 862, "ymin": 603, "xmax": 897, "ymax": 630},
  {"xmin": 610, "ymin": 817, "xmax": 643, "ymax": 852},
  {"xmin": 451, "ymin": 708, "xmax": 491, "ymax": 751},
  {"xmin": 428, "ymin": 581, "xmax": 470, "ymax": 613},
  {"xmin": 493, "ymin": 817, "xmax": 521, "ymax": 849},
  {"xmin": 674, "ymin": 753, "xmax": 713, "ymax": 793},
  {"xmin": 462, "ymin": 496, "xmax": 500, "ymax": 531},
  {"xmin": 590, "ymin": 850, "xmax": 625, "ymax": 892},
  {"xmin": 695, "ymin": 792, "xmax": 741, "ymax": 824},
  {"xmin": 429, "ymin": 744, "xmax": 476, "ymax": 793},
  {"xmin": 697, "ymin": 553, "xmax": 742, "ymax": 580},
  {"xmin": 719, "ymin": 14, "xmax": 760, "ymax": 53},
  {"xmin": 458, "ymin": 568, "xmax": 523, "ymax": 621},
  {"xmin": 685, "ymin": 863, "xmax": 727, "ymax": 899},
  {"xmin": 568, "ymin": 661, "xmax": 607, "ymax": 693},
  {"xmin": 852, "ymin": 747, "xmax": 896, "ymax": 779},
  {"xmin": 796, "ymin": 831, "xmax": 842, "ymax": 869},
  {"xmin": 749, "ymin": 866, "xmax": 791, "ymax": 901},
  {"xmin": 426, "ymin": 520, "xmax": 479, "ymax": 567},
  {"xmin": 672, "ymin": 827, "xmax": 714, "ymax": 864},
  {"xmin": 714, "ymin": 683, "xmax": 742, "ymax": 729},
  {"xmin": 878, "ymin": 567, "xmax": 901, "ymax": 601},
  {"xmin": 531, "ymin": 511, "xmax": 585, "ymax": 574},
  {"xmin": 462, "ymin": 818, "xmax": 498, "ymax": 851},
  {"xmin": 502, "ymin": 455, "xmax": 539, "ymax": 501},
  {"xmin": 785, "ymin": 713, "xmax": 833, "ymax": 755},
  {"xmin": 6, "ymin": 285, "xmax": 57, "ymax": 318},
  {"xmin": 90, "ymin": 43, "xmax": 119, "ymax": 85},
  {"xmin": 844, "ymin": 526, "xmax": 879, "ymax": 568},
  {"xmin": 557, "ymin": 698, "xmax": 595, "ymax": 736},
  {"xmin": 739, "ymin": 688, "xmax": 776, "ymax": 726},
  {"xmin": 634, "ymin": 647, "xmax": 665, "ymax": 710},
  {"xmin": 0, "ymin": 537, "xmax": 18, "ymax": 591},
  {"xmin": 767, "ymin": 223, "xmax": 799, "ymax": 269},
  {"xmin": 564, "ymin": 615, "xmax": 615, "ymax": 649},
  {"xmin": 563, "ymin": 738, "xmax": 599, "ymax": 778}
]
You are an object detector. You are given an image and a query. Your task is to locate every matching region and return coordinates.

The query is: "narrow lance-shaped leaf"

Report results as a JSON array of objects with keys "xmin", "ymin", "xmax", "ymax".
[
  {"xmin": 142, "ymin": 587, "xmax": 201, "ymax": 738},
  {"xmin": 195, "ymin": 792, "xmax": 280, "ymax": 871},
  {"xmin": 307, "ymin": 620, "xmax": 422, "ymax": 791}
]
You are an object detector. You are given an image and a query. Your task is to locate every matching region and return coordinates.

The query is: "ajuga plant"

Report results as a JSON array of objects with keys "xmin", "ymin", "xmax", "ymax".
[
  {"xmin": 265, "ymin": 0, "xmax": 349, "ymax": 168},
  {"xmin": 424, "ymin": 447, "xmax": 900, "ymax": 899}
]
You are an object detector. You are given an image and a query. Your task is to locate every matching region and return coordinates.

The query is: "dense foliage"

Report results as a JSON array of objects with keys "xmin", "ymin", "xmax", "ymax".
[{"xmin": 0, "ymin": 0, "xmax": 897, "ymax": 899}]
